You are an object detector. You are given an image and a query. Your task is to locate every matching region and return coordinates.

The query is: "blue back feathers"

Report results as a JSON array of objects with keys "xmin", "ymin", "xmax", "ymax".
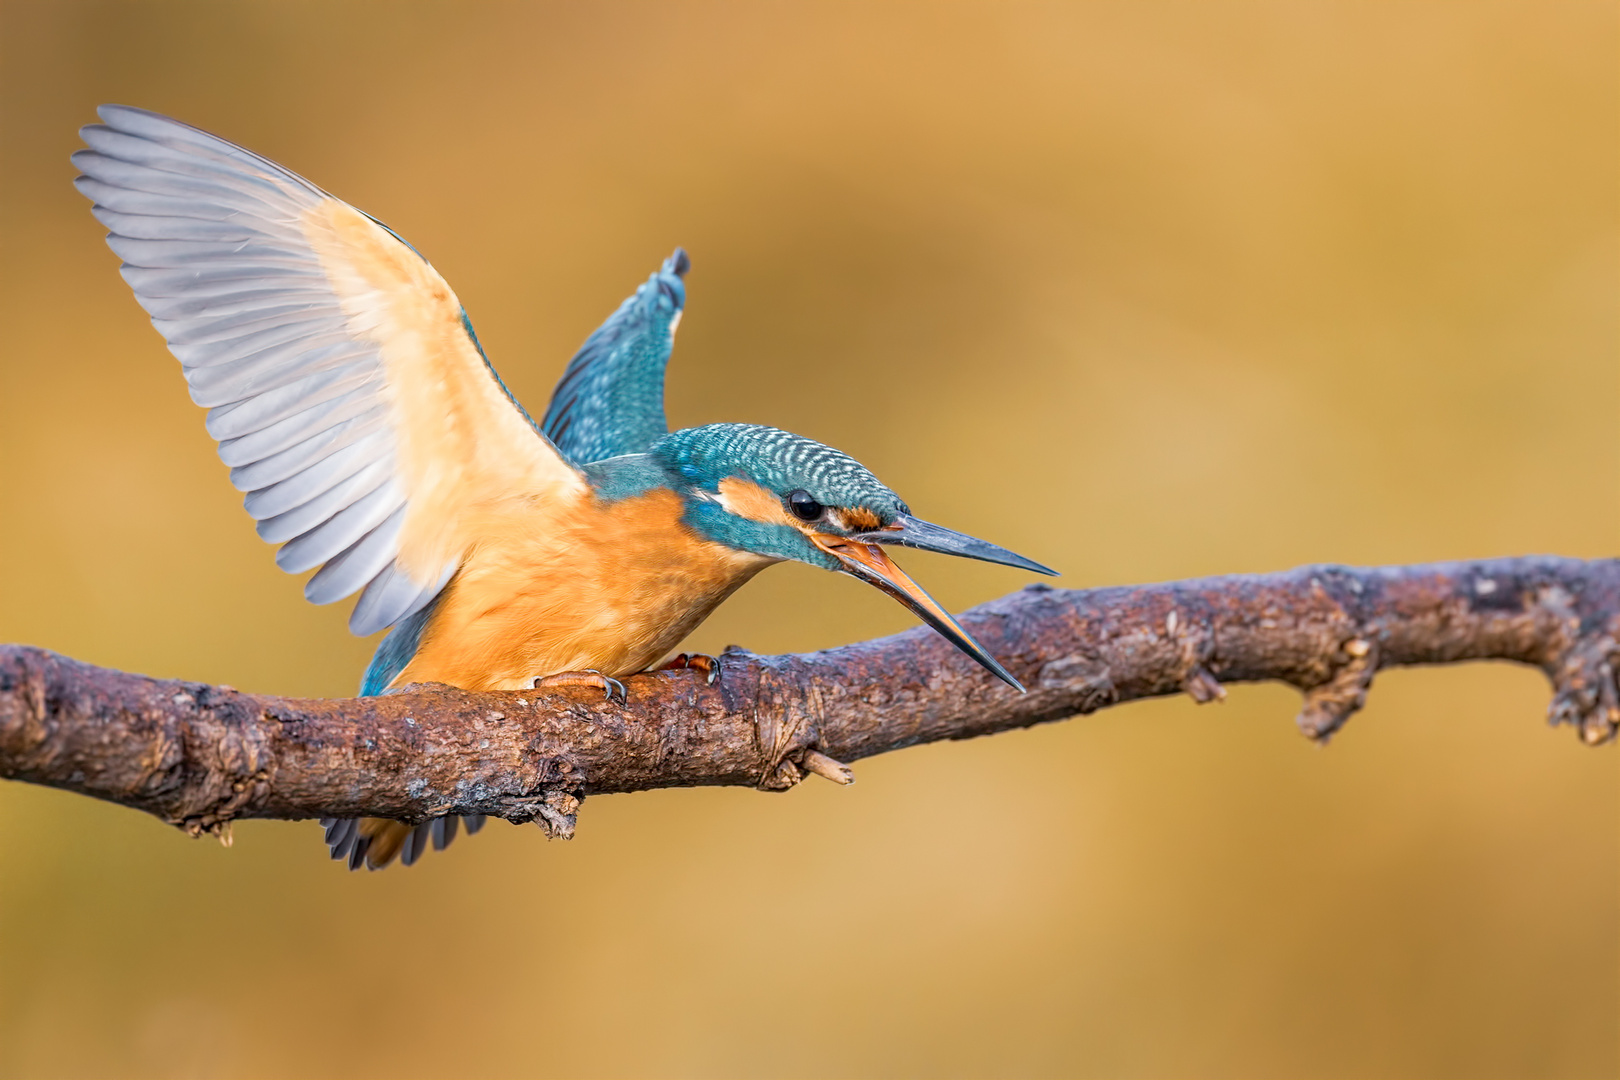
[{"xmin": 542, "ymin": 249, "xmax": 688, "ymax": 465}]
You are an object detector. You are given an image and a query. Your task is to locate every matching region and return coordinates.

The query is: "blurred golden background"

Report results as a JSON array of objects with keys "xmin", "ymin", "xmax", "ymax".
[{"xmin": 0, "ymin": 2, "xmax": 1615, "ymax": 1077}]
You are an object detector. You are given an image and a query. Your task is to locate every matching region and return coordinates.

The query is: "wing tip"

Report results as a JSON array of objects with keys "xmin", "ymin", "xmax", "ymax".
[
  {"xmin": 91, "ymin": 103, "xmax": 164, "ymax": 134},
  {"xmin": 665, "ymin": 247, "xmax": 690, "ymax": 279}
]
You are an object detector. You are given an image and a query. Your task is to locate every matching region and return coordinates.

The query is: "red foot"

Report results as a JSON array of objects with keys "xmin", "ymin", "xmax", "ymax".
[{"xmin": 659, "ymin": 652, "xmax": 721, "ymax": 685}]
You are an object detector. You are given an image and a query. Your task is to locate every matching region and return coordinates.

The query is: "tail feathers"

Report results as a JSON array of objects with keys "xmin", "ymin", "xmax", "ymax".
[{"xmin": 321, "ymin": 814, "xmax": 488, "ymax": 870}]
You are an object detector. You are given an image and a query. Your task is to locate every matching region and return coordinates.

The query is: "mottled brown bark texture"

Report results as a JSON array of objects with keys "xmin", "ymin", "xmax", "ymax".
[{"xmin": 2, "ymin": 556, "xmax": 1616, "ymax": 840}]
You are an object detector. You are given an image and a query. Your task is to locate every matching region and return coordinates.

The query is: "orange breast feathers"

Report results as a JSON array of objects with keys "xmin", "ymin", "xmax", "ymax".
[{"xmin": 391, "ymin": 487, "xmax": 774, "ymax": 692}]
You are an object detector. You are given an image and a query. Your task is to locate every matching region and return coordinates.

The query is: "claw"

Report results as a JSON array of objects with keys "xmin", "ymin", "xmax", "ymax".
[
  {"xmin": 580, "ymin": 670, "xmax": 628, "ymax": 701},
  {"xmin": 658, "ymin": 652, "xmax": 721, "ymax": 685},
  {"xmin": 531, "ymin": 670, "xmax": 628, "ymax": 702}
]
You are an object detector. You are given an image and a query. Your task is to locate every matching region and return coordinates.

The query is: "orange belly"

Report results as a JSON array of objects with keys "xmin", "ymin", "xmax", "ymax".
[{"xmin": 392, "ymin": 487, "xmax": 773, "ymax": 692}]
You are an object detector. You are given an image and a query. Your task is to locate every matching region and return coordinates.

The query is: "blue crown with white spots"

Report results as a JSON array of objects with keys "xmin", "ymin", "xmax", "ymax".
[{"xmin": 654, "ymin": 423, "xmax": 908, "ymax": 520}]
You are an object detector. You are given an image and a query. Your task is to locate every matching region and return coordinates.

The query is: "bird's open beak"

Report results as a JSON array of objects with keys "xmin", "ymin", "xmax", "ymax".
[
  {"xmin": 851, "ymin": 515, "xmax": 1058, "ymax": 577},
  {"xmin": 811, "ymin": 517, "xmax": 1055, "ymax": 692}
]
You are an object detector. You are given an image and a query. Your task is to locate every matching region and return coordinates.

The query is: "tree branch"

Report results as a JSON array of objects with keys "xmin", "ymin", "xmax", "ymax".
[{"xmin": 2, "ymin": 556, "xmax": 1616, "ymax": 840}]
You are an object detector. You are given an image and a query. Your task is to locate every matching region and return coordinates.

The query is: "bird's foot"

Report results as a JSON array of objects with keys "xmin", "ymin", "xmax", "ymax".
[
  {"xmin": 530, "ymin": 670, "xmax": 627, "ymax": 702},
  {"xmin": 658, "ymin": 652, "xmax": 721, "ymax": 685}
]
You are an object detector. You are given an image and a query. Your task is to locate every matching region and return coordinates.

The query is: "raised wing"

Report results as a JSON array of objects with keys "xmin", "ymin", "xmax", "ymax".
[
  {"xmin": 540, "ymin": 249, "xmax": 687, "ymax": 463},
  {"xmin": 73, "ymin": 105, "xmax": 589, "ymax": 636}
]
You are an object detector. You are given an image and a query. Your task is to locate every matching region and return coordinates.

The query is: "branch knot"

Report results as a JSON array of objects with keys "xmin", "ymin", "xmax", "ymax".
[
  {"xmin": 1546, "ymin": 629, "xmax": 1620, "ymax": 746},
  {"xmin": 1296, "ymin": 637, "xmax": 1378, "ymax": 742}
]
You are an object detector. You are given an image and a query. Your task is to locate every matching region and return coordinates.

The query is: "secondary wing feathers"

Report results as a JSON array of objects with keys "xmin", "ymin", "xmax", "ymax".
[
  {"xmin": 74, "ymin": 104, "xmax": 587, "ymax": 636},
  {"xmin": 540, "ymin": 249, "xmax": 688, "ymax": 464}
]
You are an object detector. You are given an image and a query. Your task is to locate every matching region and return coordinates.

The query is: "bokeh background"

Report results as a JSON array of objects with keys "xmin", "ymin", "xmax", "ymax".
[{"xmin": 0, "ymin": 2, "xmax": 1615, "ymax": 1077}]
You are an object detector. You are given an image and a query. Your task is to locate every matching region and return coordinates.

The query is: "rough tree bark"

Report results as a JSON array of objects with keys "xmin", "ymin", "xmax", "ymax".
[{"xmin": 1, "ymin": 556, "xmax": 1615, "ymax": 841}]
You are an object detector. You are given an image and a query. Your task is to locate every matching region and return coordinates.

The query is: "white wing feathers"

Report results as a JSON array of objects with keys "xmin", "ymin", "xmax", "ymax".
[{"xmin": 74, "ymin": 105, "xmax": 584, "ymax": 635}]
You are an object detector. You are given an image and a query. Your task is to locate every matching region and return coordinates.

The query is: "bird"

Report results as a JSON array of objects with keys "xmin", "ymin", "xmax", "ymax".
[{"xmin": 72, "ymin": 105, "xmax": 1056, "ymax": 870}]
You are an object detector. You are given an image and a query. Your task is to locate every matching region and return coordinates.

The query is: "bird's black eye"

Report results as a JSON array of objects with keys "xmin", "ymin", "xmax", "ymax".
[{"xmin": 787, "ymin": 490, "xmax": 824, "ymax": 522}]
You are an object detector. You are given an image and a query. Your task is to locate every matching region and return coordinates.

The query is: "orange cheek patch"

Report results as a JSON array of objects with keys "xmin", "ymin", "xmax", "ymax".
[
  {"xmin": 716, "ymin": 477, "xmax": 800, "ymax": 527},
  {"xmin": 716, "ymin": 478, "xmax": 883, "ymax": 534}
]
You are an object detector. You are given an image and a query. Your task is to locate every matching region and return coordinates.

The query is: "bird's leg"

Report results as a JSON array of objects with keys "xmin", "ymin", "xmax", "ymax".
[
  {"xmin": 530, "ymin": 670, "xmax": 627, "ymax": 702},
  {"xmin": 658, "ymin": 652, "xmax": 721, "ymax": 685}
]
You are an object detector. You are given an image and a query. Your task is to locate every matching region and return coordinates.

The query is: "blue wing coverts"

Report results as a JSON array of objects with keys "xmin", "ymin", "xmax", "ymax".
[{"xmin": 541, "ymin": 249, "xmax": 688, "ymax": 464}]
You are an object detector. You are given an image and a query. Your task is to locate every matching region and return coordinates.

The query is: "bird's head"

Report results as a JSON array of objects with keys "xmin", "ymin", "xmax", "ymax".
[{"xmin": 652, "ymin": 423, "xmax": 1056, "ymax": 690}]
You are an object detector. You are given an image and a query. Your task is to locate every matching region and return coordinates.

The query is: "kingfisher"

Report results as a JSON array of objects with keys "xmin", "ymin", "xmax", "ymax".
[{"xmin": 73, "ymin": 105, "xmax": 1055, "ymax": 870}]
